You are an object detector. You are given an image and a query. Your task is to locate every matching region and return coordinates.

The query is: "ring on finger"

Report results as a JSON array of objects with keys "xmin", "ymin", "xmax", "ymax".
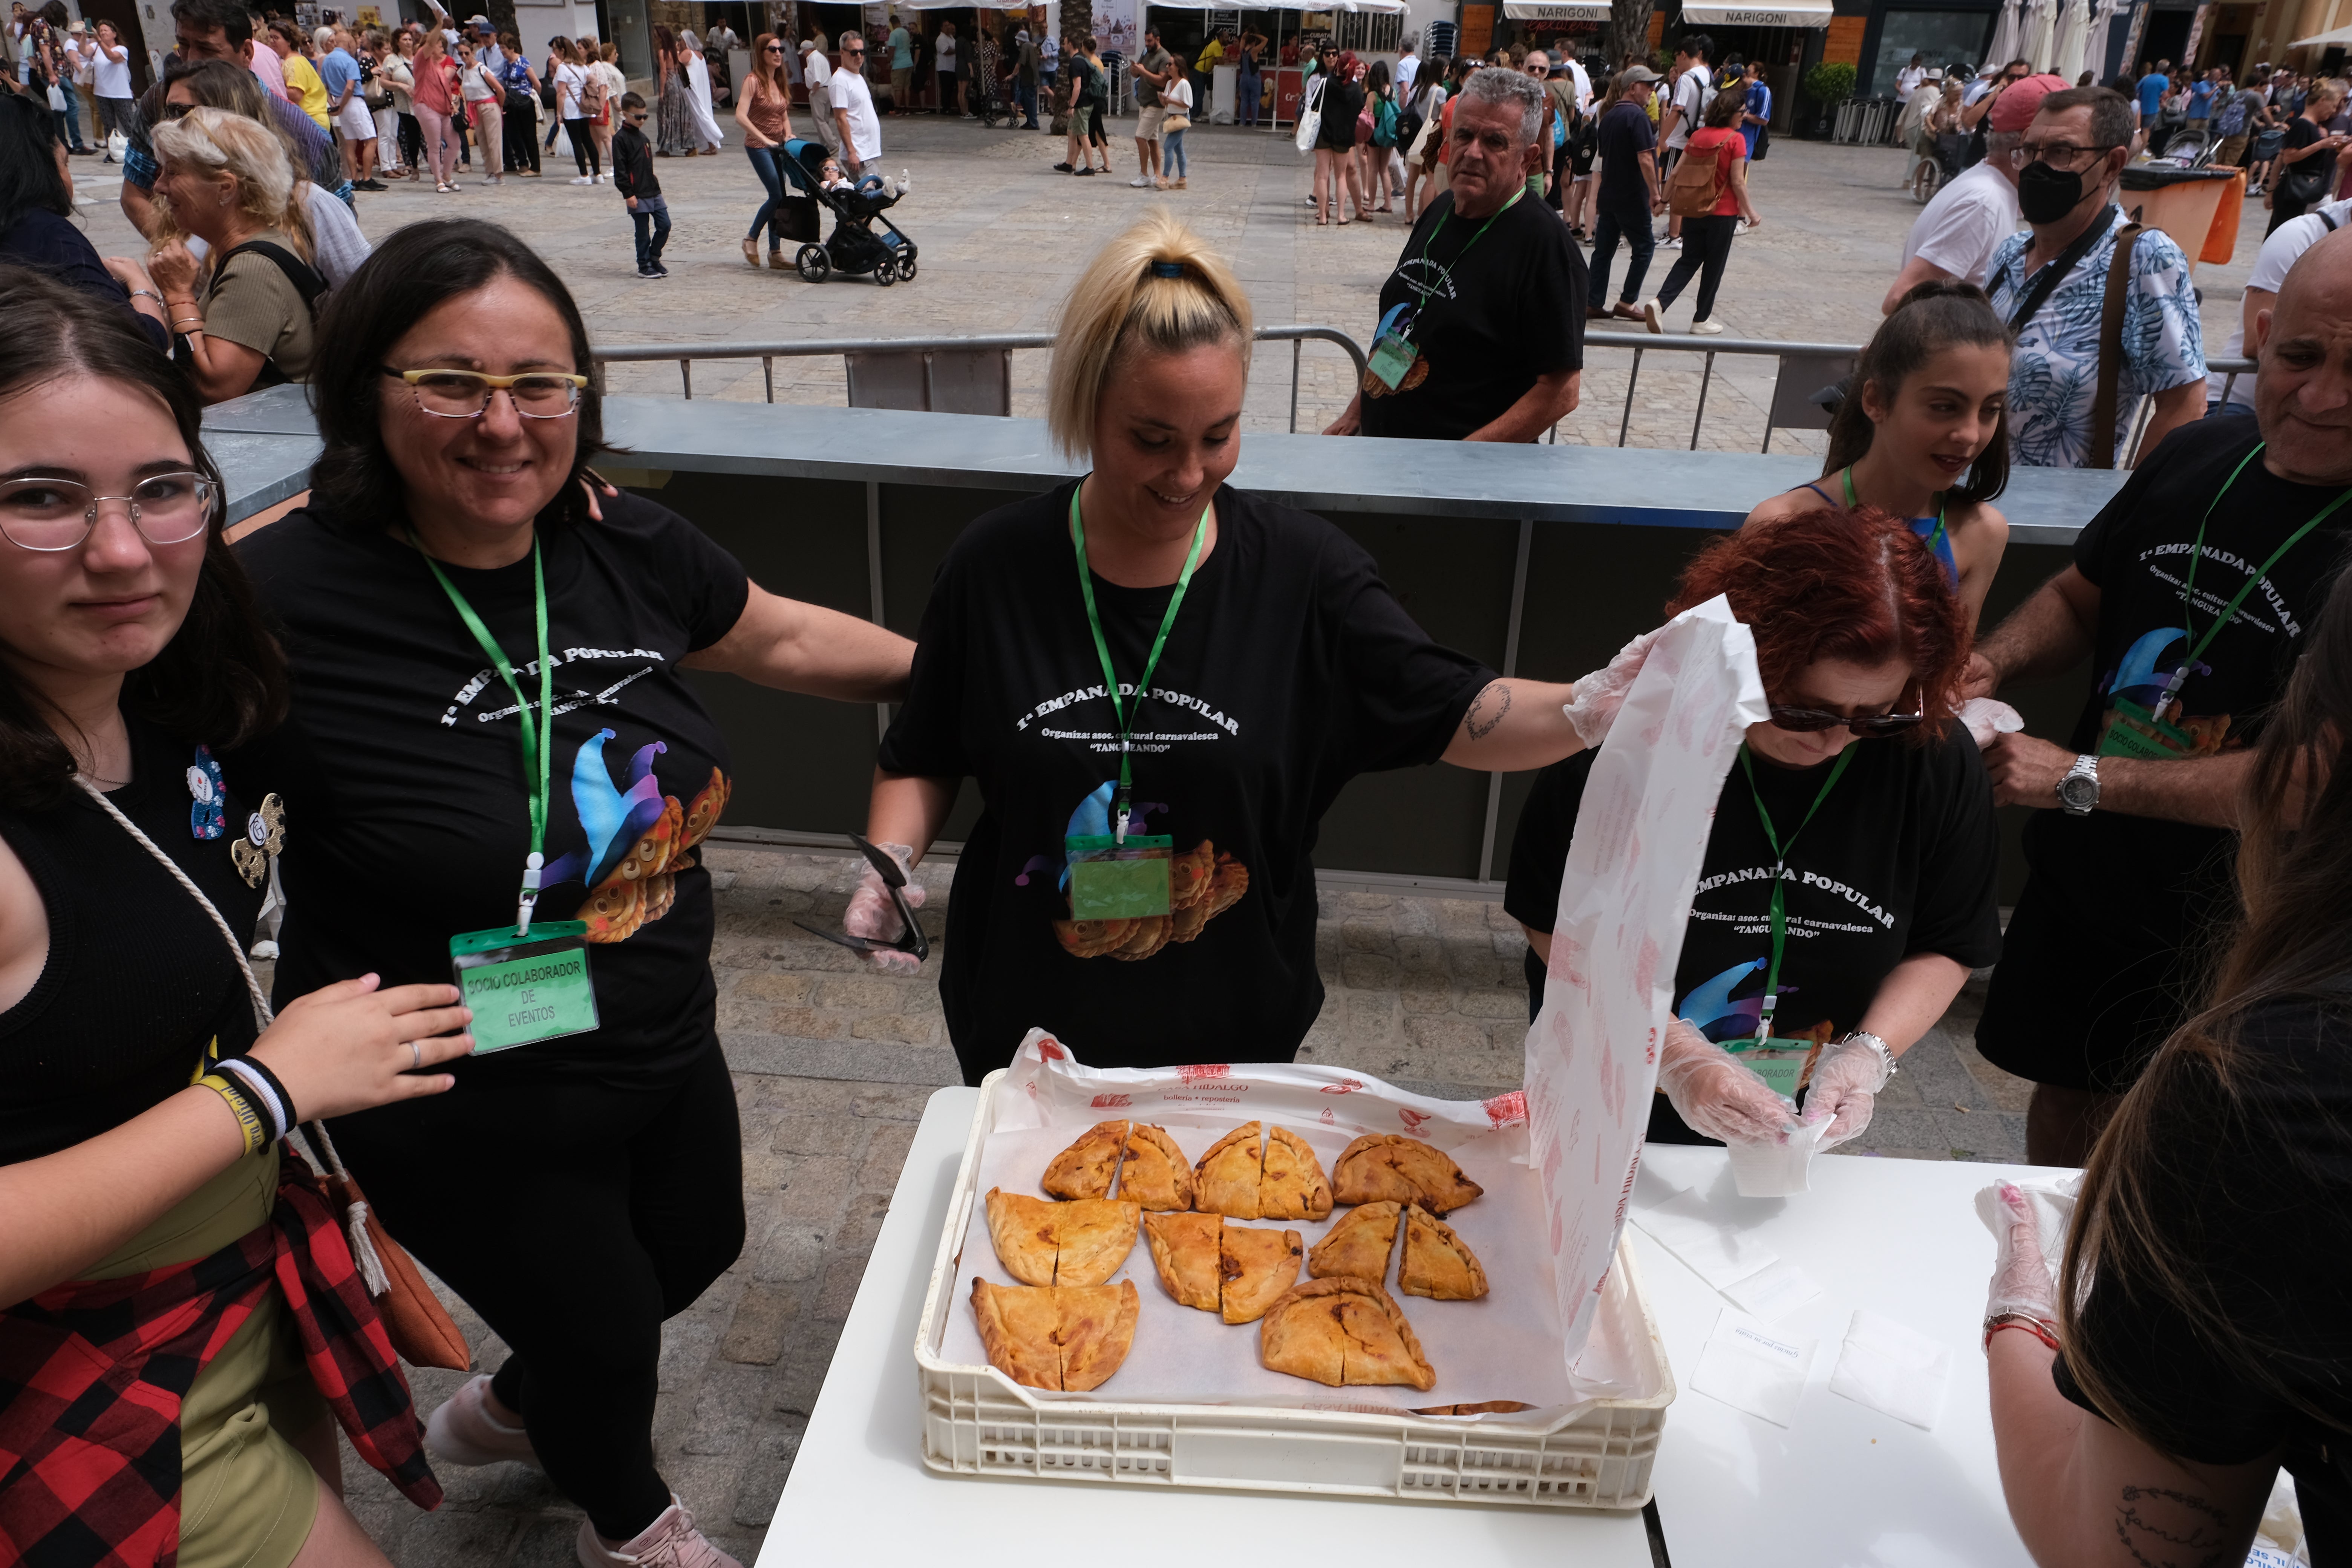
[{"xmin": 410, "ymin": 1039, "xmax": 422, "ymax": 1071}]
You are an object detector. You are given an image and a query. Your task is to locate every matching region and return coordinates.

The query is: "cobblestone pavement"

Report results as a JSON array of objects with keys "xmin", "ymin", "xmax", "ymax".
[
  {"xmin": 76, "ymin": 116, "xmax": 2267, "ymax": 447},
  {"xmin": 338, "ymin": 842, "xmax": 2030, "ymax": 1564}
]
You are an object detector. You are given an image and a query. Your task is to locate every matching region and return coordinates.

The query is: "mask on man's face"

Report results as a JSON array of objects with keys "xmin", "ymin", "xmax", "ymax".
[{"xmin": 2017, "ymin": 158, "xmax": 2089, "ymax": 223}]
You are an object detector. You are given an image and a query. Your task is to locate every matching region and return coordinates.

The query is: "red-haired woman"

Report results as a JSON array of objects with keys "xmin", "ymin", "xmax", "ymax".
[{"xmin": 1506, "ymin": 507, "xmax": 2003, "ymax": 1148}]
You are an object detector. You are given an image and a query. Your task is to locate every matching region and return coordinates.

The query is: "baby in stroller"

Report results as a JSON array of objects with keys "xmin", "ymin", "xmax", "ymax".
[{"xmin": 784, "ymin": 139, "xmax": 919, "ymax": 285}]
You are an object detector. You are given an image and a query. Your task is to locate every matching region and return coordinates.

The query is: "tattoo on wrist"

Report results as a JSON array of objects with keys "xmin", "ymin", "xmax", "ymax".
[
  {"xmin": 2113, "ymin": 1484, "xmax": 2236, "ymax": 1568},
  {"xmin": 1465, "ymin": 681, "xmax": 1511, "ymax": 741}
]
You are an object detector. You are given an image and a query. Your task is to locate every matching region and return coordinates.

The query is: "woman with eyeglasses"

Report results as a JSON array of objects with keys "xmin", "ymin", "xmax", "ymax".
[
  {"xmin": 733, "ymin": 31, "xmax": 796, "ymax": 269},
  {"xmin": 1506, "ymin": 507, "xmax": 2000, "ymax": 1150},
  {"xmin": 219, "ymin": 220, "xmax": 910, "ymax": 1568},
  {"xmin": 0, "ymin": 260, "xmax": 471, "ymax": 1568}
]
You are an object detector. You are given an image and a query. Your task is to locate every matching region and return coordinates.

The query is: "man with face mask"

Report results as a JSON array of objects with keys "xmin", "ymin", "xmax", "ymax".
[
  {"xmin": 1962, "ymin": 228, "xmax": 2352, "ymax": 1168},
  {"xmin": 1983, "ymin": 83, "xmax": 2205, "ymax": 468}
]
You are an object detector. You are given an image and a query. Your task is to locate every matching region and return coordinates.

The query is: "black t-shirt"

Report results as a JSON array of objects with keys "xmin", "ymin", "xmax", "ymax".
[
  {"xmin": 876, "ymin": 481, "xmax": 1492, "ymax": 1082},
  {"xmin": 2052, "ymin": 995, "xmax": 2352, "ymax": 1565},
  {"xmin": 1596, "ymin": 99, "xmax": 1657, "ymax": 214},
  {"xmin": 1505, "ymin": 730, "xmax": 2003, "ymax": 1126},
  {"xmin": 1317, "ymin": 77, "xmax": 1363, "ymax": 150},
  {"xmin": 1980, "ymin": 420, "xmax": 2352, "ymax": 1088},
  {"xmin": 225, "ymin": 496, "xmax": 750, "ymax": 1087},
  {"xmin": 1359, "ymin": 188, "xmax": 1588, "ymax": 443}
]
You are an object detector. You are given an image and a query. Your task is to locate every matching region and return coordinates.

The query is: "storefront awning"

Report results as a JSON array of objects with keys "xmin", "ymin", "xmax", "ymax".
[
  {"xmin": 2292, "ymin": 21, "xmax": 2352, "ymax": 45},
  {"xmin": 1675, "ymin": 0, "xmax": 1833, "ymax": 25},
  {"xmin": 1502, "ymin": 2, "xmax": 1612, "ymax": 20}
]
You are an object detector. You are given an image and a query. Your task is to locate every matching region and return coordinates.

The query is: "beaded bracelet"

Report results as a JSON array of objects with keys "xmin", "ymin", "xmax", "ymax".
[{"xmin": 197, "ymin": 1072, "xmax": 270, "ymax": 1157}]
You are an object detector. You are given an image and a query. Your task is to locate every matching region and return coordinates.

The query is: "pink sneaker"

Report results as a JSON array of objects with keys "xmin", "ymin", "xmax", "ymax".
[
  {"xmin": 423, "ymin": 1375, "xmax": 540, "ymax": 1469},
  {"xmin": 576, "ymin": 1496, "xmax": 742, "ymax": 1568}
]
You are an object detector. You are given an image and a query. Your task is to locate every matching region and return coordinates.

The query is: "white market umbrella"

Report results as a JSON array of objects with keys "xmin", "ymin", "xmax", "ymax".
[
  {"xmin": 1986, "ymin": 0, "xmax": 2023, "ymax": 67},
  {"xmin": 2082, "ymin": 0, "xmax": 2124, "ymax": 80},
  {"xmin": 2050, "ymin": 0, "xmax": 2089, "ymax": 79},
  {"xmin": 2023, "ymin": 0, "xmax": 2058, "ymax": 70}
]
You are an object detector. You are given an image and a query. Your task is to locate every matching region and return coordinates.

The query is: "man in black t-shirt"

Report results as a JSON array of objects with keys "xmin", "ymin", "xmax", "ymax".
[
  {"xmin": 1967, "ymin": 231, "xmax": 2352, "ymax": 1165},
  {"xmin": 1588, "ymin": 65, "xmax": 1663, "ymax": 324},
  {"xmin": 1323, "ymin": 65, "xmax": 1587, "ymax": 442}
]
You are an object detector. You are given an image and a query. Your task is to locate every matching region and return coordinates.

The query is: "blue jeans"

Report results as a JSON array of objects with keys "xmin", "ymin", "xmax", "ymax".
[
  {"xmin": 1237, "ymin": 67, "xmax": 1259, "ymax": 124},
  {"xmin": 1163, "ymin": 127, "xmax": 1186, "ymax": 176},
  {"xmin": 1588, "ymin": 203, "xmax": 1655, "ymax": 309},
  {"xmin": 630, "ymin": 195, "xmax": 672, "ymax": 270},
  {"xmin": 746, "ymin": 144, "xmax": 789, "ymax": 248},
  {"xmin": 1016, "ymin": 76, "xmax": 1036, "ymax": 124}
]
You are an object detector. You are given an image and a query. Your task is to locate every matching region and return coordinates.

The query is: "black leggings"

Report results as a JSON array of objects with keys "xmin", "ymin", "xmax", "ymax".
[
  {"xmin": 398, "ymin": 110, "xmax": 423, "ymax": 170},
  {"xmin": 566, "ymin": 116, "xmax": 599, "ymax": 176},
  {"xmin": 504, "ymin": 99, "xmax": 541, "ymax": 173},
  {"xmin": 1656, "ymin": 212, "xmax": 1738, "ymax": 322},
  {"xmin": 327, "ymin": 1041, "xmax": 745, "ymax": 1540}
]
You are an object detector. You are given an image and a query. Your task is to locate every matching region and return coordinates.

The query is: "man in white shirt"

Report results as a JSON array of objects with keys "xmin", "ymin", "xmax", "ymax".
[
  {"xmin": 1660, "ymin": 33, "xmax": 1711, "ymax": 250},
  {"xmin": 2205, "ymin": 192, "xmax": 2352, "ymax": 415},
  {"xmin": 830, "ymin": 31, "xmax": 882, "ymax": 174},
  {"xmin": 1394, "ymin": 36, "xmax": 1418, "ymax": 104},
  {"xmin": 1553, "ymin": 40, "xmax": 1592, "ymax": 112},
  {"xmin": 1882, "ymin": 71, "xmax": 2047, "ymax": 310},
  {"xmin": 1896, "ymin": 53, "xmax": 1926, "ymax": 97},
  {"xmin": 801, "ymin": 35, "xmax": 841, "ymax": 155}
]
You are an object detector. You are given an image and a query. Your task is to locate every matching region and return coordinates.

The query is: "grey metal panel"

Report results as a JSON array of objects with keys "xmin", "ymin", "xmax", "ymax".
[
  {"xmin": 211, "ymin": 431, "xmax": 323, "ymax": 521},
  {"xmin": 845, "ymin": 348, "xmax": 1014, "ymax": 415},
  {"xmin": 201, "ymin": 383, "xmax": 320, "ymax": 436},
  {"xmin": 1765, "ymin": 351, "xmax": 1857, "ymax": 436}
]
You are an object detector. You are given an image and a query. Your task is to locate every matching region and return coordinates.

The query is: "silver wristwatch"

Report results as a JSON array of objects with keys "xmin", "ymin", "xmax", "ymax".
[
  {"xmin": 1838, "ymin": 1031, "xmax": 1897, "ymax": 1082},
  {"xmin": 2057, "ymin": 754, "xmax": 2100, "ymax": 816}
]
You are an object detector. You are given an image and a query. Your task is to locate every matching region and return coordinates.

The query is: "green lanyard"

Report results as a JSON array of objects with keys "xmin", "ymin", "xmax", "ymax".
[
  {"xmin": 1841, "ymin": 465, "xmax": 1947, "ymax": 564},
  {"xmin": 1404, "ymin": 186, "xmax": 1524, "ymax": 321},
  {"xmin": 1069, "ymin": 486, "xmax": 1209, "ymax": 847},
  {"xmin": 1739, "ymin": 743, "xmax": 1854, "ymax": 1041},
  {"xmin": 2155, "ymin": 442, "xmax": 2352, "ymax": 720},
  {"xmin": 411, "ymin": 530, "xmax": 554, "ymax": 934}
]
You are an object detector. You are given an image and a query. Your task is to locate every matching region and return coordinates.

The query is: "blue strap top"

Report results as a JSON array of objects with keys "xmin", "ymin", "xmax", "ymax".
[{"xmin": 1798, "ymin": 479, "xmax": 1958, "ymax": 587}]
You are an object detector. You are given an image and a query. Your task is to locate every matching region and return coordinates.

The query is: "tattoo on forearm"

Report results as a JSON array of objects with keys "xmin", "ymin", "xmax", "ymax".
[
  {"xmin": 2113, "ymin": 1484, "xmax": 2237, "ymax": 1568},
  {"xmin": 1465, "ymin": 681, "xmax": 1511, "ymax": 741}
]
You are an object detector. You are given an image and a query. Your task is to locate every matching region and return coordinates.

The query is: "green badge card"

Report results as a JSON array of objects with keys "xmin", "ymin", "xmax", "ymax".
[
  {"xmin": 449, "ymin": 920, "xmax": 600, "ymax": 1054},
  {"xmin": 2098, "ymin": 696, "xmax": 2199, "ymax": 761},
  {"xmin": 1725, "ymin": 1038, "xmax": 1821, "ymax": 1103},
  {"xmin": 1064, "ymin": 834, "xmax": 1173, "ymax": 920}
]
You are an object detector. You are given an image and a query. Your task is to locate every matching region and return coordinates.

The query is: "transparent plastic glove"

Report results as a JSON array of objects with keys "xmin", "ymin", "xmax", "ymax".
[
  {"xmin": 1802, "ymin": 1035, "xmax": 1894, "ymax": 1150},
  {"xmin": 1983, "ymin": 1180, "xmax": 2058, "ymax": 1327},
  {"xmin": 1957, "ymin": 697, "xmax": 2025, "ymax": 750},
  {"xmin": 842, "ymin": 840, "xmax": 925, "ymax": 973},
  {"xmin": 1656, "ymin": 1018, "xmax": 1797, "ymax": 1145},
  {"xmin": 1561, "ymin": 627, "xmax": 1665, "ymax": 749}
]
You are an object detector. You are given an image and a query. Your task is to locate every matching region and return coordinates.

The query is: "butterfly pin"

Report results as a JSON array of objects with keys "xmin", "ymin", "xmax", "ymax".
[{"xmin": 230, "ymin": 793, "xmax": 285, "ymax": 888}]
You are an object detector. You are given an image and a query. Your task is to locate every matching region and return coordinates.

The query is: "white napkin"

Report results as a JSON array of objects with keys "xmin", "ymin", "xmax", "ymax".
[
  {"xmin": 1973, "ymin": 1172, "xmax": 2081, "ymax": 1305},
  {"xmin": 1827, "ymin": 1309, "xmax": 1951, "ymax": 1431},
  {"xmin": 1721, "ymin": 1257, "xmax": 1823, "ymax": 1321},
  {"xmin": 1726, "ymin": 1114, "xmax": 1832, "ymax": 1197},
  {"xmin": 1631, "ymin": 1189, "xmax": 1781, "ymax": 1289},
  {"xmin": 1690, "ymin": 1308, "xmax": 1818, "ymax": 1427}
]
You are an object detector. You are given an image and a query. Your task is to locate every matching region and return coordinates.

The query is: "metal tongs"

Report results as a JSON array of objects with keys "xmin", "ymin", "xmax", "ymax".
[{"xmin": 796, "ymin": 833, "xmax": 931, "ymax": 962}]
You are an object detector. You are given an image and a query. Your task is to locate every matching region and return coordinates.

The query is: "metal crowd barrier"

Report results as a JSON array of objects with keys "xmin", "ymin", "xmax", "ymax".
[{"xmin": 589, "ymin": 325, "xmax": 1369, "ymax": 435}]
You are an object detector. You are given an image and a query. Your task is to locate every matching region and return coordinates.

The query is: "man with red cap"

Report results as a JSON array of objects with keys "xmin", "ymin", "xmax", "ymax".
[{"xmin": 1881, "ymin": 69, "xmax": 2055, "ymax": 311}]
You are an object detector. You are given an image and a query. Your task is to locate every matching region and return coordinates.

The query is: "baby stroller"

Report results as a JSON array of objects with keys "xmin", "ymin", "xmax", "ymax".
[{"xmin": 780, "ymin": 140, "xmax": 919, "ymax": 286}]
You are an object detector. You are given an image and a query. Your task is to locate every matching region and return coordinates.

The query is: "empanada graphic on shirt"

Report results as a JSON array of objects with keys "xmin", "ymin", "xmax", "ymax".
[
  {"xmin": 1259, "ymin": 1276, "xmax": 1436, "ymax": 1391},
  {"xmin": 983, "ymin": 1189, "xmax": 1140, "ymax": 1287},
  {"xmin": 971, "ymin": 1279, "xmax": 1140, "ymax": 1393},
  {"xmin": 1219, "ymin": 1225, "xmax": 1304, "ymax": 1325},
  {"xmin": 1194, "ymin": 1122, "xmax": 1266, "ymax": 1219},
  {"xmin": 1331, "ymin": 1134, "xmax": 1485, "ymax": 1214},
  {"xmin": 1309, "ymin": 1200, "xmax": 1403, "ymax": 1281},
  {"xmin": 1118, "ymin": 1123, "xmax": 1195, "ymax": 1211},
  {"xmin": 1398, "ymin": 1204, "xmax": 1489, "ymax": 1301},
  {"xmin": 1259, "ymin": 1125, "xmax": 1333, "ymax": 1220},
  {"xmin": 1042, "ymin": 1119, "xmax": 1129, "ymax": 1200},
  {"xmin": 1142, "ymin": 1210, "xmax": 1222, "ymax": 1312}
]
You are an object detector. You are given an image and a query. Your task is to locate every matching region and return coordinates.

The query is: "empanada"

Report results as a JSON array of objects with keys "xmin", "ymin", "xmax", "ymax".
[
  {"xmin": 1309, "ymin": 1199, "xmax": 1402, "ymax": 1281},
  {"xmin": 1043, "ymin": 1119, "xmax": 1129, "ymax": 1200},
  {"xmin": 1331, "ymin": 1134, "xmax": 1485, "ymax": 1214},
  {"xmin": 1259, "ymin": 1125, "xmax": 1333, "ymax": 1220},
  {"xmin": 1259, "ymin": 1276, "xmax": 1435, "ymax": 1391},
  {"xmin": 983, "ymin": 1188, "xmax": 1140, "ymax": 1287},
  {"xmin": 1219, "ymin": 1225, "xmax": 1303, "ymax": 1325},
  {"xmin": 1398, "ymin": 1204, "xmax": 1488, "ymax": 1300},
  {"xmin": 1194, "ymin": 1121, "xmax": 1265, "ymax": 1218},
  {"xmin": 1118, "ymin": 1123, "xmax": 1195, "ymax": 1211},
  {"xmin": 1142, "ymin": 1211, "xmax": 1221, "ymax": 1311},
  {"xmin": 970, "ymin": 1279, "xmax": 1140, "ymax": 1393}
]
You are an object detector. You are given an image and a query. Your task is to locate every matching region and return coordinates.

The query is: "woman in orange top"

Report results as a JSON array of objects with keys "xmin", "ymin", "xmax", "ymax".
[
  {"xmin": 733, "ymin": 31, "xmax": 798, "ymax": 269},
  {"xmin": 1640, "ymin": 86, "xmax": 1759, "ymax": 335}
]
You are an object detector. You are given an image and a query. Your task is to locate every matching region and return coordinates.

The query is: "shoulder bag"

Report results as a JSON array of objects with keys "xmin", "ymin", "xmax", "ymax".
[
  {"xmin": 2275, "ymin": 138, "xmax": 2335, "ymax": 211},
  {"xmin": 2086, "ymin": 221, "xmax": 2144, "ymax": 471},
  {"xmin": 1295, "ymin": 73, "xmax": 1325, "ymax": 153},
  {"xmin": 73, "ymin": 778, "xmax": 471, "ymax": 1372}
]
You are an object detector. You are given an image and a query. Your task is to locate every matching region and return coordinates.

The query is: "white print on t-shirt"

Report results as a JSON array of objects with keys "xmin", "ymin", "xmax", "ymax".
[
  {"xmin": 1015, "ymin": 681, "xmax": 1240, "ymax": 735},
  {"xmin": 439, "ymin": 648, "xmax": 665, "ymax": 727},
  {"xmin": 1693, "ymin": 862, "xmax": 1896, "ymax": 929},
  {"xmin": 1691, "ymin": 909, "xmax": 1887, "ymax": 939},
  {"xmin": 2142, "ymin": 542, "xmax": 2300, "ymax": 639}
]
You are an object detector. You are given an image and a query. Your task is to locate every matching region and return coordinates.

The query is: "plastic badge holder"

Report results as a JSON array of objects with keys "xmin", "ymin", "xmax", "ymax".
[
  {"xmin": 1064, "ymin": 834, "xmax": 1173, "ymax": 920},
  {"xmin": 449, "ymin": 919, "xmax": 599, "ymax": 1054}
]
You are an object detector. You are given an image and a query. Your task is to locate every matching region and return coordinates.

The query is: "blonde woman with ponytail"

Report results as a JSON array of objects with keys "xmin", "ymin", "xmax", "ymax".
[
  {"xmin": 136, "ymin": 106, "xmax": 324, "ymax": 404},
  {"xmin": 844, "ymin": 213, "xmax": 1601, "ymax": 1084}
]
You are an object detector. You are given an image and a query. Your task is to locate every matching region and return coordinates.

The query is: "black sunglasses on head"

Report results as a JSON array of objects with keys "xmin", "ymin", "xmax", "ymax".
[{"xmin": 1766, "ymin": 690, "xmax": 1926, "ymax": 738}]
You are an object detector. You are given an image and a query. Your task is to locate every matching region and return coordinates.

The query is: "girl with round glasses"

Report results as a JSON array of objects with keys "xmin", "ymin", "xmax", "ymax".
[{"xmin": 1507, "ymin": 507, "xmax": 2002, "ymax": 1152}]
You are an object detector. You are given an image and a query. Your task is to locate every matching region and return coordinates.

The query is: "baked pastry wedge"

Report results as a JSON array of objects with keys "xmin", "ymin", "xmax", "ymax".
[
  {"xmin": 1142, "ymin": 1211, "xmax": 1222, "ymax": 1312},
  {"xmin": 1194, "ymin": 1121, "xmax": 1266, "ymax": 1218},
  {"xmin": 1219, "ymin": 1225, "xmax": 1304, "ymax": 1325},
  {"xmin": 1398, "ymin": 1204, "xmax": 1488, "ymax": 1300},
  {"xmin": 1259, "ymin": 1126, "xmax": 1333, "ymax": 1220},
  {"xmin": 970, "ymin": 1279, "xmax": 1140, "ymax": 1393},
  {"xmin": 1258, "ymin": 1276, "xmax": 1435, "ymax": 1391},
  {"xmin": 1331, "ymin": 1134, "xmax": 1484, "ymax": 1214},
  {"xmin": 983, "ymin": 1189, "xmax": 1141, "ymax": 1287},
  {"xmin": 1042, "ymin": 1119, "xmax": 1130, "ymax": 1200},
  {"xmin": 1308, "ymin": 1199, "xmax": 1403, "ymax": 1281},
  {"xmin": 1118, "ymin": 1124, "xmax": 1195, "ymax": 1211}
]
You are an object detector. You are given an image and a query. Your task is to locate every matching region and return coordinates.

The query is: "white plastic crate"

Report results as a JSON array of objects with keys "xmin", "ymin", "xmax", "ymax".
[{"xmin": 914, "ymin": 1069, "xmax": 1676, "ymax": 1508}]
